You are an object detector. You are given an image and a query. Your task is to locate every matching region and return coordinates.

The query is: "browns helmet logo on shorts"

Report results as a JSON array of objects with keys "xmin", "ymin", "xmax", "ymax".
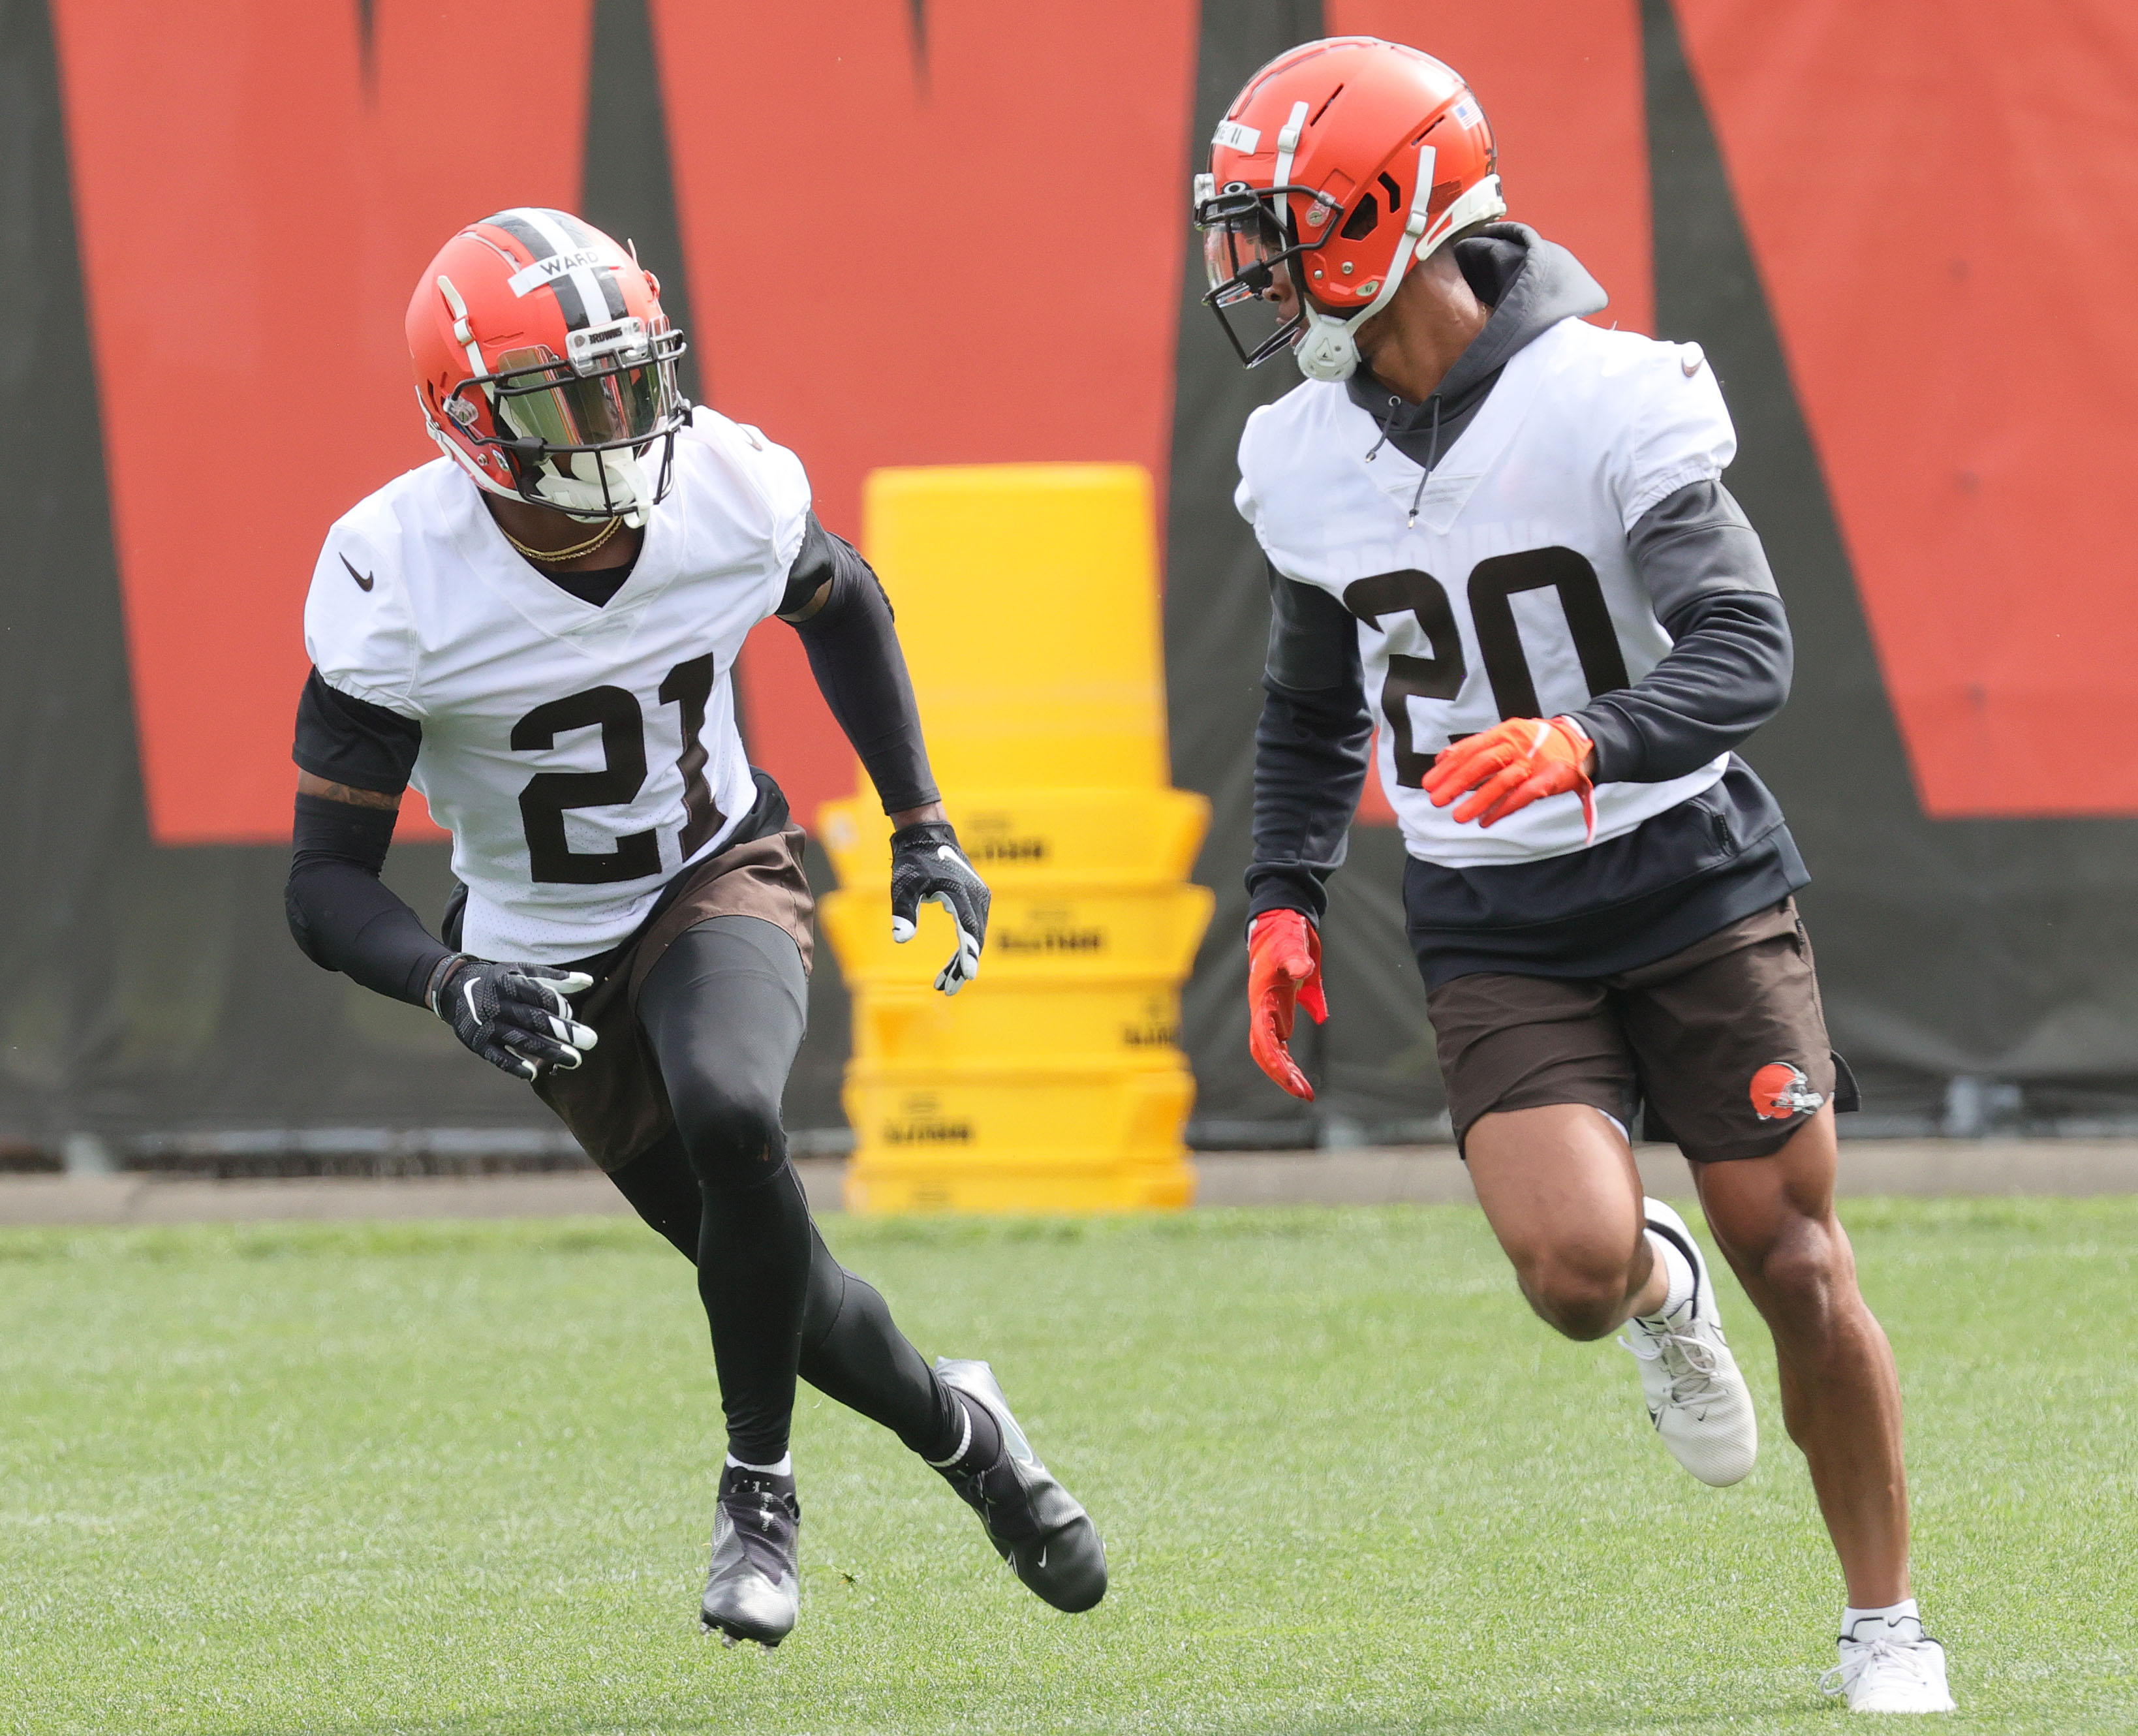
[{"xmin": 1750, "ymin": 1061, "xmax": 1824, "ymax": 1122}]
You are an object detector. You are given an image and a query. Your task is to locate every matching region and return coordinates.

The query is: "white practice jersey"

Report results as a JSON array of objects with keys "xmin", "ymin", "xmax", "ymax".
[
  {"xmin": 1237, "ymin": 315, "xmax": 1735, "ymax": 868},
  {"xmin": 304, "ymin": 407, "xmax": 809, "ymax": 965}
]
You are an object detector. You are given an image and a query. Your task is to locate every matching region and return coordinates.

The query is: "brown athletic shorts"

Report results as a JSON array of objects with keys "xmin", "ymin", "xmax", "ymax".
[
  {"xmin": 531, "ymin": 825, "xmax": 815, "ymax": 1172},
  {"xmin": 1426, "ymin": 897, "xmax": 1857, "ymax": 1163}
]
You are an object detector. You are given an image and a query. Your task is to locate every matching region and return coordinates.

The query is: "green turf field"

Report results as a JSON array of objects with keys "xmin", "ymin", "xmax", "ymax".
[{"xmin": 3, "ymin": 1198, "xmax": 2133, "ymax": 1734}]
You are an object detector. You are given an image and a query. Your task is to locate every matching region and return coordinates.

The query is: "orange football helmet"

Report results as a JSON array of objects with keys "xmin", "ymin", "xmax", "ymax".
[
  {"xmin": 407, "ymin": 208, "xmax": 690, "ymax": 524},
  {"xmin": 1194, "ymin": 38, "xmax": 1504, "ymax": 382}
]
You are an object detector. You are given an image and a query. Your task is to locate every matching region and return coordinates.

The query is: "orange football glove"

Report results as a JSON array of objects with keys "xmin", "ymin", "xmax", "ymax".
[
  {"xmin": 1421, "ymin": 715, "xmax": 1596, "ymax": 839},
  {"xmin": 1247, "ymin": 909, "xmax": 1328, "ymax": 1101}
]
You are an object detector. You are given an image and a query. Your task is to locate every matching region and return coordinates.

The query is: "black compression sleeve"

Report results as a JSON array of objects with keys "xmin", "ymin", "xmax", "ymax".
[
  {"xmin": 1247, "ymin": 566, "xmax": 1372, "ymax": 924},
  {"xmin": 1570, "ymin": 482, "xmax": 1793, "ymax": 783},
  {"xmin": 784, "ymin": 516, "xmax": 940, "ymax": 816},
  {"xmin": 285, "ymin": 794, "xmax": 454, "ymax": 1006}
]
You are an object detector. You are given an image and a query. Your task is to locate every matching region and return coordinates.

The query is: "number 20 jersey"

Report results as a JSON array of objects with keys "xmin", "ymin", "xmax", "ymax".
[
  {"xmin": 303, "ymin": 407, "xmax": 807, "ymax": 966},
  {"xmin": 1237, "ymin": 314, "xmax": 1735, "ymax": 869}
]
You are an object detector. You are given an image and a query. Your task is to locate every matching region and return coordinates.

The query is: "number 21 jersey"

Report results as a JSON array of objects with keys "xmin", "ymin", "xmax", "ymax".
[
  {"xmin": 1237, "ymin": 315, "xmax": 1736, "ymax": 868},
  {"xmin": 303, "ymin": 406, "xmax": 807, "ymax": 965}
]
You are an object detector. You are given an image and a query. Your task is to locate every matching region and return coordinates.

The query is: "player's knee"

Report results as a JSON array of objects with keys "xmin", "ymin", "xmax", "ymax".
[
  {"xmin": 670, "ymin": 1079, "xmax": 786, "ymax": 1190},
  {"xmin": 1756, "ymin": 1221, "xmax": 1851, "ymax": 1335},
  {"xmin": 1519, "ymin": 1250, "xmax": 1632, "ymax": 1341}
]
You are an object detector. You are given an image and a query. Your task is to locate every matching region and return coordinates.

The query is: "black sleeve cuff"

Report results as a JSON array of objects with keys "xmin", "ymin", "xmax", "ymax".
[
  {"xmin": 1572, "ymin": 702, "xmax": 1647, "ymax": 784},
  {"xmin": 1245, "ymin": 871, "xmax": 1329, "ymax": 926},
  {"xmin": 293, "ymin": 668, "xmax": 421, "ymax": 795}
]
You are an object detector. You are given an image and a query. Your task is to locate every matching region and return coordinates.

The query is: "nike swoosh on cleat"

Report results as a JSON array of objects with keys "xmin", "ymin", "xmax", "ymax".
[{"xmin": 340, "ymin": 553, "xmax": 375, "ymax": 592}]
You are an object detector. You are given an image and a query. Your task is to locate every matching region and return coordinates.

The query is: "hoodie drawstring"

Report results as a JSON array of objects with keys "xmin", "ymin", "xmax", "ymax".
[
  {"xmin": 1364, "ymin": 392, "xmax": 1404, "ymax": 463},
  {"xmin": 1406, "ymin": 394, "xmax": 1442, "ymax": 527}
]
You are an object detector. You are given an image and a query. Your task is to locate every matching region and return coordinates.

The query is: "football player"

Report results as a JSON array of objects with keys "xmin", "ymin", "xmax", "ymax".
[
  {"xmin": 283, "ymin": 209, "xmax": 1105, "ymax": 1649},
  {"xmin": 1200, "ymin": 42, "xmax": 1951, "ymax": 1713}
]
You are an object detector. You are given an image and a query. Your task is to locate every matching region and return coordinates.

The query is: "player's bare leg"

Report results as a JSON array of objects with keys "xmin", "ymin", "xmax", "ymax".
[
  {"xmin": 1470, "ymin": 1102, "xmax": 1948, "ymax": 1708},
  {"xmin": 1465, "ymin": 1105, "xmax": 1664, "ymax": 1338},
  {"xmin": 1468, "ymin": 1103, "xmax": 1758, "ymax": 1486},
  {"xmin": 1690, "ymin": 1106, "xmax": 1908, "ymax": 1604},
  {"xmin": 1694, "ymin": 1109, "xmax": 1948, "ymax": 1708}
]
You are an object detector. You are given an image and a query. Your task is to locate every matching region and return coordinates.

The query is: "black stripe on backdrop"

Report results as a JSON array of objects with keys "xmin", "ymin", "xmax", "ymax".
[
  {"xmin": 0, "ymin": 0, "xmax": 141, "ymax": 1148},
  {"xmin": 582, "ymin": 0, "xmax": 704, "ymax": 409},
  {"xmin": 1163, "ymin": 2, "xmax": 1375, "ymax": 1150}
]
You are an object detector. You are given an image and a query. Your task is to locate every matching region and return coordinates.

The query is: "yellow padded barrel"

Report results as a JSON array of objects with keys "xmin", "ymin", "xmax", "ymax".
[
  {"xmin": 828, "ymin": 461, "xmax": 1202, "ymax": 1214},
  {"xmin": 844, "ymin": 1062, "xmax": 1196, "ymax": 1162},
  {"xmin": 861, "ymin": 465, "xmax": 1168, "ymax": 792},
  {"xmin": 851, "ymin": 982, "xmax": 1184, "ymax": 1070}
]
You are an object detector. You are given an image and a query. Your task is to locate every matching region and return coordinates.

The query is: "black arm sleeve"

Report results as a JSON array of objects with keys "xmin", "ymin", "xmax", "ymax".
[
  {"xmin": 1569, "ymin": 480, "xmax": 1795, "ymax": 784},
  {"xmin": 1245, "ymin": 565, "xmax": 1373, "ymax": 924},
  {"xmin": 782, "ymin": 513, "xmax": 940, "ymax": 816},
  {"xmin": 285, "ymin": 672, "xmax": 449, "ymax": 1004},
  {"xmin": 285, "ymin": 795, "xmax": 454, "ymax": 1004}
]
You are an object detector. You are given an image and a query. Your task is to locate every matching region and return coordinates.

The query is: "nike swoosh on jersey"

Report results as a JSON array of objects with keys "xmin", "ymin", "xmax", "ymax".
[{"xmin": 339, "ymin": 553, "xmax": 375, "ymax": 592}]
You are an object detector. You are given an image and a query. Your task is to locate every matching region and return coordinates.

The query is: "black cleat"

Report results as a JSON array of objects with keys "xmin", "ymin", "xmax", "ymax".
[
  {"xmin": 931, "ymin": 1357, "xmax": 1107, "ymax": 1613},
  {"xmin": 699, "ymin": 1465, "xmax": 800, "ymax": 1649}
]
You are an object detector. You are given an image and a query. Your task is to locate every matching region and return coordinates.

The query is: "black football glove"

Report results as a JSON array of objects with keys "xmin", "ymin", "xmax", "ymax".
[
  {"xmin": 427, "ymin": 956, "xmax": 597, "ymax": 1081},
  {"xmin": 889, "ymin": 821, "xmax": 990, "ymax": 995}
]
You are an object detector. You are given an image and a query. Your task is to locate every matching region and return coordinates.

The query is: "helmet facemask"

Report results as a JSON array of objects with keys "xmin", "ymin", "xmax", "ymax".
[
  {"xmin": 1194, "ymin": 174, "xmax": 1333, "ymax": 369},
  {"xmin": 445, "ymin": 315, "xmax": 690, "ymax": 526}
]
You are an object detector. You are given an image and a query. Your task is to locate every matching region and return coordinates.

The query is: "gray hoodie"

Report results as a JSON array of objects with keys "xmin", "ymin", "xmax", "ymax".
[{"xmin": 1248, "ymin": 224, "xmax": 1807, "ymax": 985}]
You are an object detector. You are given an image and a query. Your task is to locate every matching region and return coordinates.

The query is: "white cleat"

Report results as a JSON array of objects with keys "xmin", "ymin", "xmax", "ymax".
[
  {"xmin": 1619, "ymin": 1198, "xmax": 1758, "ymax": 1487},
  {"xmin": 1820, "ymin": 1617, "xmax": 1956, "ymax": 1713}
]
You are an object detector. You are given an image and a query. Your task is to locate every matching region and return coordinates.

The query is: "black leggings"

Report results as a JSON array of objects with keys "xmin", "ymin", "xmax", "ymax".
[{"xmin": 628, "ymin": 915, "xmax": 957, "ymax": 1465}]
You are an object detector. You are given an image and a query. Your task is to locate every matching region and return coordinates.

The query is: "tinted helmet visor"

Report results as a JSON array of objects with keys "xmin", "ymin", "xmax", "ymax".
[{"xmin": 487, "ymin": 320, "xmax": 685, "ymax": 452}]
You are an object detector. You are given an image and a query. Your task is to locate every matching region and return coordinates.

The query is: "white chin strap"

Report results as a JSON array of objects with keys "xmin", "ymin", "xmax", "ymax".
[
  {"xmin": 1293, "ymin": 157, "xmax": 1507, "ymax": 384},
  {"xmin": 531, "ymin": 447, "xmax": 655, "ymax": 527}
]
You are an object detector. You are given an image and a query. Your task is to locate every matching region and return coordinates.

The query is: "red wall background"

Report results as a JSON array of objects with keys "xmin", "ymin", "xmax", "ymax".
[
  {"xmin": 651, "ymin": 0, "xmax": 1200, "ymax": 822},
  {"xmin": 48, "ymin": 0, "xmax": 2138, "ymax": 843},
  {"xmin": 1677, "ymin": 0, "xmax": 2138, "ymax": 816},
  {"xmin": 49, "ymin": 0, "xmax": 604, "ymax": 841}
]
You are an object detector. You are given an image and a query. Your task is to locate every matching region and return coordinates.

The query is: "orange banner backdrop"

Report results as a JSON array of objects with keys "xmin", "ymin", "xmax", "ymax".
[
  {"xmin": 1678, "ymin": 0, "xmax": 2138, "ymax": 816},
  {"xmin": 52, "ymin": 0, "xmax": 595, "ymax": 842},
  {"xmin": 650, "ymin": 1, "xmax": 1200, "ymax": 824},
  {"xmin": 65, "ymin": 2, "xmax": 2126, "ymax": 839}
]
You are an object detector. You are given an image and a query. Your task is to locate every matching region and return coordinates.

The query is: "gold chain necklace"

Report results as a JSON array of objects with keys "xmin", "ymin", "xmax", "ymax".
[{"xmin": 500, "ymin": 515, "xmax": 623, "ymax": 564}]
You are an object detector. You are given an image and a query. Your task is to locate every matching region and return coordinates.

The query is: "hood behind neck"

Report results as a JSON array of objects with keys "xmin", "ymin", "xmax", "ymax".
[{"xmin": 1346, "ymin": 223, "xmax": 1608, "ymax": 427}]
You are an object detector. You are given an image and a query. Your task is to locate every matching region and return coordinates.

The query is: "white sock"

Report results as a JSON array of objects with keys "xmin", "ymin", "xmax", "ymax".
[
  {"xmin": 724, "ymin": 1451, "xmax": 793, "ymax": 1478},
  {"xmin": 1842, "ymin": 1598, "xmax": 1921, "ymax": 1642},
  {"xmin": 1637, "ymin": 1228, "xmax": 1696, "ymax": 1325}
]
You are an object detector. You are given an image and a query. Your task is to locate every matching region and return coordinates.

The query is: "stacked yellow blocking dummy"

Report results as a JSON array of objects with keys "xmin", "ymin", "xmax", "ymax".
[{"xmin": 818, "ymin": 465, "xmax": 1212, "ymax": 1214}]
